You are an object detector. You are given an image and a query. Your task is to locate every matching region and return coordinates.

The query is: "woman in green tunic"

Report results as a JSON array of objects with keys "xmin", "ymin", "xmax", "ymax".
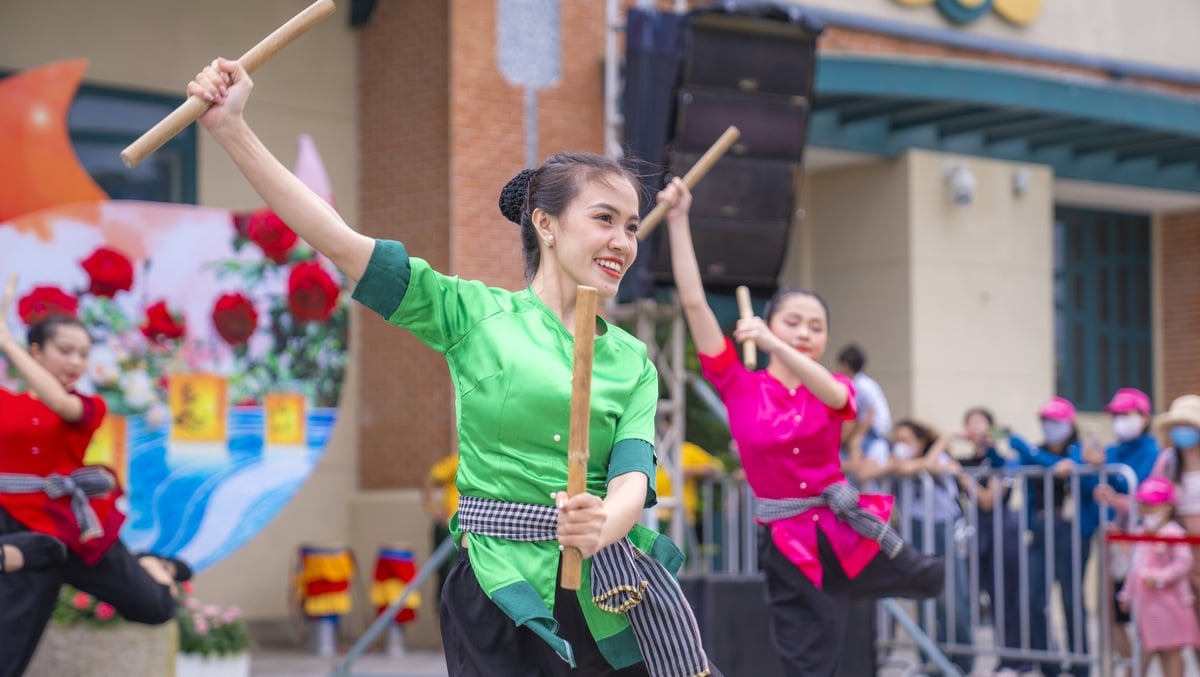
[{"xmin": 188, "ymin": 59, "xmax": 714, "ymax": 677}]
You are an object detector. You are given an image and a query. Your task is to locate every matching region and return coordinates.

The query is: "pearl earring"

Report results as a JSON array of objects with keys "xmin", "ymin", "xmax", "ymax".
[{"xmin": 544, "ymin": 236, "xmax": 553, "ymax": 247}]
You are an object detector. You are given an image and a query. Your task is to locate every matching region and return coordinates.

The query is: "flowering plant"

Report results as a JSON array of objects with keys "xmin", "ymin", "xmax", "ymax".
[
  {"xmin": 51, "ymin": 585, "xmax": 122, "ymax": 628},
  {"xmin": 177, "ymin": 592, "xmax": 253, "ymax": 658},
  {"xmin": 214, "ymin": 206, "xmax": 348, "ymax": 407}
]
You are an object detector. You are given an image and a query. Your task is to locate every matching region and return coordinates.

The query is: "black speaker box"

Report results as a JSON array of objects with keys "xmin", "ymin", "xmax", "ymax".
[
  {"xmin": 673, "ymin": 88, "xmax": 811, "ymax": 160},
  {"xmin": 682, "ymin": 12, "xmax": 818, "ymax": 97},
  {"xmin": 679, "ymin": 574, "xmax": 879, "ymax": 677},
  {"xmin": 671, "ymin": 152, "xmax": 798, "ymax": 222},
  {"xmin": 651, "ymin": 216, "xmax": 792, "ymax": 292},
  {"xmin": 679, "ymin": 574, "xmax": 784, "ymax": 677}
]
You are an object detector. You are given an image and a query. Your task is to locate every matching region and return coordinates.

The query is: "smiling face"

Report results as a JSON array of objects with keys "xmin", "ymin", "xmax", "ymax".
[
  {"xmin": 29, "ymin": 322, "xmax": 91, "ymax": 388},
  {"xmin": 536, "ymin": 172, "xmax": 640, "ymax": 298},
  {"xmin": 766, "ymin": 293, "xmax": 829, "ymax": 360}
]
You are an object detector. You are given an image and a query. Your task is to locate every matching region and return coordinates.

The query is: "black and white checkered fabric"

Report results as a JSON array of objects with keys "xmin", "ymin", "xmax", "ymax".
[
  {"xmin": 0, "ymin": 467, "xmax": 116, "ymax": 540},
  {"xmin": 458, "ymin": 495, "xmax": 711, "ymax": 677},
  {"xmin": 755, "ymin": 481, "xmax": 905, "ymax": 558}
]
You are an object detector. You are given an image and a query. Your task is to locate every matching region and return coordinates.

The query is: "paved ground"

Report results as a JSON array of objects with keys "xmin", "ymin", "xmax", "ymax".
[{"xmin": 249, "ymin": 647, "xmax": 449, "ymax": 677}]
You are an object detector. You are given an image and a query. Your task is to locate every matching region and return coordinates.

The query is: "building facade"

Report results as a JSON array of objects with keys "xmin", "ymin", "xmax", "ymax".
[{"xmin": 2, "ymin": 0, "xmax": 1197, "ymax": 649}]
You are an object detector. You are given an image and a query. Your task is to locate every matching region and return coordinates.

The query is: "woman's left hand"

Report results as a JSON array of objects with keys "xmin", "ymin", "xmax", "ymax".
[
  {"xmin": 733, "ymin": 316, "xmax": 784, "ymax": 354},
  {"xmin": 556, "ymin": 491, "xmax": 607, "ymax": 560}
]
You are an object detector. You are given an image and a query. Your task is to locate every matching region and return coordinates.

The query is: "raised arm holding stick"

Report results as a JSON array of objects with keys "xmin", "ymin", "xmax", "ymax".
[{"xmin": 184, "ymin": 57, "xmax": 717, "ymax": 676}]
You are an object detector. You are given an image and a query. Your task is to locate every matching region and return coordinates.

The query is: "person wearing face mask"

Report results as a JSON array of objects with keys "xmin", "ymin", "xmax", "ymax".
[
  {"xmin": 1090, "ymin": 386, "xmax": 1160, "ymax": 668},
  {"xmin": 1116, "ymin": 477, "xmax": 1200, "ymax": 677},
  {"xmin": 888, "ymin": 419, "xmax": 974, "ymax": 676},
  {"xmin": 1009, "ymin": 397, "xmax": 1098, "ymax": 677},
  {"xmin": 1149, "ymin": 394, "xmax": 1200, "ymax": 624}
]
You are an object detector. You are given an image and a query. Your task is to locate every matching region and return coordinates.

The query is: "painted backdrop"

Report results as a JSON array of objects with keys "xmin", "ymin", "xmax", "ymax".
[{"xmin": 0, "ymin": 60, "xmax": 349, "ymax": 572}]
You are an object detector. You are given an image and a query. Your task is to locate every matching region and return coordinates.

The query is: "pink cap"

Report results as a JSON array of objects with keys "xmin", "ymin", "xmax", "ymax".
[
  {"xmin": 1038, "ymin": 397, "xmax": 1077, "ymax": 422},
  {"xmin": 1136, "ymin": 476, "xmax": 1176, "ymax": 506},
  {"xmin": 1105, "ymin": 388, "xmax": 1151, "ymax": 416}
]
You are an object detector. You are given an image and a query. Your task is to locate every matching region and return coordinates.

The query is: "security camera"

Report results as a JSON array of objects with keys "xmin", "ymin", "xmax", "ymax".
[{"xmin": 943, "ymin": 163, "xmax": 977, "ymax": 207}]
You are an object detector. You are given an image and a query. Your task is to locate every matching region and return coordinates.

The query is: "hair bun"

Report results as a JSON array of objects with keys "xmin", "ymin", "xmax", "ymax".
[{"xmin": 499, "ymin": 168, "xmax": 536, "ymax": 225}]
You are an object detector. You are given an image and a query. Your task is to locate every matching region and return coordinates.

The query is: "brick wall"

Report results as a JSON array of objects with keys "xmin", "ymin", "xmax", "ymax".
[
  {"xmin": 1160, "ymin": 210, "xmax": 1200, "ymax": 404},
  {"xmin": 357, "ymin": 1, "xmax": 610, "ymax": 488},
  {"xmin": 358, "ymin": 0, "xmax": 452, "ymax": 489}
]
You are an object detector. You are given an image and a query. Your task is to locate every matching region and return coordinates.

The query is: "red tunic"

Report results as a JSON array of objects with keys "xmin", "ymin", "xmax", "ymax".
[{"xmin": 0, "ymin": 389, "xmax": 125, "ymax": 564}]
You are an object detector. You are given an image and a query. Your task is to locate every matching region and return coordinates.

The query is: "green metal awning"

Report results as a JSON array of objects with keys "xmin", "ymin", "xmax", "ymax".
[{"xmin": 811, "ymin": 55, "xmax": 1200, "ymax": 192}]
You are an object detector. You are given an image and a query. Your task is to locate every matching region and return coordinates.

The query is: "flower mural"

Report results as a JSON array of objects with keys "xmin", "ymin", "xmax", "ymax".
[{"xmin": 0, "ymin": 60, "xmax": 350, "ymax": 572}]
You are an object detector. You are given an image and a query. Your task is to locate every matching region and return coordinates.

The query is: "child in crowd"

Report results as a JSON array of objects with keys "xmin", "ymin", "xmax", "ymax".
[{"xmin": 1117, "ymin": 477, "xmax": 1200, "ymax": 677}]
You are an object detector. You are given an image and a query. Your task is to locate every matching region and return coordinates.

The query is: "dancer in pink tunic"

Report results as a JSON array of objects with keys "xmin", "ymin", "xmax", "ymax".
[{"xmin": 660, "ymin": 178, "xmax": 944, "ymax": 676}]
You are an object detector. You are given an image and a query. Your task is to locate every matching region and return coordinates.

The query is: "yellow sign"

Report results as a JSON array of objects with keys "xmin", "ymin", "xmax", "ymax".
[
  {"xmin": 265, "ymin": 392, "xmax": 307, "ymax": 446},
  {"xmin": 169, "ymin": 374, "xmax": 228, "ymax": 442},
  {"xmin": 893, "ymin": 0, "xmax": 1042, "ymax": 26},
  {"xmin": 84, "ymin": 414, "xmax": 127, "ymax": 487}
]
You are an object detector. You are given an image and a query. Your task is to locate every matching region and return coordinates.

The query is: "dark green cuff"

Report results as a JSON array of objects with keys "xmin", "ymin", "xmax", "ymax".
[
  {"xmin": 608, "ymin": 438, "xmax": 657, "ymax": 508},
  {"xmin": 351, "ymin": 239, "xmax": 411, "ymax": 320}
]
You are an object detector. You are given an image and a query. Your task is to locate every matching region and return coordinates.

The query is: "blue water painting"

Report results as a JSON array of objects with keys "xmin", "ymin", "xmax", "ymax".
[{"xmin": 121, "ymin": 407, "xmax": 336, "ymax": 572}]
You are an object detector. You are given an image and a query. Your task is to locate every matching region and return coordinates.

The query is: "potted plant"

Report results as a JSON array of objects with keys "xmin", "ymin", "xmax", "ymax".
[
  {"xmin": 25, "ymin": 586, "xmax": 177, "ymax": 677},
  {"xmin": 176, "ymin": 589, "xmax": 253, "ymax": 677}
]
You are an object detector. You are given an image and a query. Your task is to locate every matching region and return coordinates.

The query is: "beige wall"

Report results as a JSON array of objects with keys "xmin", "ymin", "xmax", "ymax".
[
  {"xmin": 906, "ymin": 150, "xmax": 1054, "ymax": 437},
  {"xmin": 791, "ymin": 158, "xmax": 916, "ymax": 419},
  {"xmin": 1, "ymin": 0, "xmax": 362, "ymax": 624},
  {"xmin": 780, "ymin": 0, "xmax": 1200, "ymax": 72},
  {"xmin": 794, "ymin": 150, "xmax": 1055, "ymax": 437}
]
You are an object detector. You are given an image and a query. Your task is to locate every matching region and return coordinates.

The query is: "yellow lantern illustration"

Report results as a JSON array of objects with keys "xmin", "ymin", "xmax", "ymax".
[
  {"xmin": 84, "ymin": 414, "xmax": 128, "ymax": 487},
  {"xmin": 169, "ymin": 373, "xmax": 228, "ymax": 442},
  {"xmin": 265, "ymin": 392, "xmax": 307, "ymax": 447}
]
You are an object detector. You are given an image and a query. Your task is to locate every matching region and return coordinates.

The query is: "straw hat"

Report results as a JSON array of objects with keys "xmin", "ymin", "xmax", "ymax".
[{"xmin": 1155, "ymin": 394, "xmax": 1200, "ymax": 433}]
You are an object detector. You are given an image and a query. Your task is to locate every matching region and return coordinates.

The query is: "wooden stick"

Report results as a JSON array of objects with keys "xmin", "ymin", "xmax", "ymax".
[
  {"xmin": 1, "ymin": 274, "xmax": 16, "ymax": 320},
  {"xmin": 560, "ymin": 285, "xmax": 597, "ymax": 590},
  {"xmin": 637, "ymin": 125, "xmax": 741, "ymax": 241},
  {"xmin": 120, "ymin": 0, "xmax": 337, "ymax": 169},
  {"xmin": 735, "ymin": 285, "xmax": 756, "ymax": 370}
]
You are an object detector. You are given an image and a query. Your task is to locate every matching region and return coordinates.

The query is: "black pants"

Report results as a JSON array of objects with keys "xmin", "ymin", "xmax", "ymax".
[
  {"xmin": 440, "ymin": 548, "xmax": 723, "ymax": 677},
  {"xmin": 759, "ymin": 527, "xmax": 942, "ymax": 677},
  {"xmin": 0, "ymin": 508, "xmax": 175, "ymax": 677}
]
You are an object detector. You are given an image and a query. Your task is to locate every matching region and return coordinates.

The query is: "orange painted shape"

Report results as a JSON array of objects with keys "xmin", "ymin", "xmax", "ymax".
[{"xmin": 0, "ymin": 60, "xmax": 108, "ymax": 227}]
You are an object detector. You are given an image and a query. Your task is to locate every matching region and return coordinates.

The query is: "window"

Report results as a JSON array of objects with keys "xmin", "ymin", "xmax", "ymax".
[
  {"xmin": 1054, "ymin": 206, "xmax": 1152, "ymax": 411},
  {"xmin": 68, "ymin": 82, "xmax": 197, "ymax": 204}
]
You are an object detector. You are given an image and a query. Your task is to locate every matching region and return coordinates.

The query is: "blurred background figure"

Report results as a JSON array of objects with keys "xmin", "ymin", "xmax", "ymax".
[
  {"xmin": 836, "ymin": 343, "xmax": 892, "ymax": 486},
  {"xmin": 421, "ymin": 452, "xmax": 458, "ymax": 607}
]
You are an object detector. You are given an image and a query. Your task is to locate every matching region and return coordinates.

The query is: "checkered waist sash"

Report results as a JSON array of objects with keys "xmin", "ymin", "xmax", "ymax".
[
  {"xmin": 0, "ymin": 467, "xmax": 116, "ymax": 541},
  {"xmin": 457, "ymin": 495, "xmax": 710, "ymax": 677},
  {"xmin": 755, "ymin": 481, "xmax": 904, "ymax": 559}
]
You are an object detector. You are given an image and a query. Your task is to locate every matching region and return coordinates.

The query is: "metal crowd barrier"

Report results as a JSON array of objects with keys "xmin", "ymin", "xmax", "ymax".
[{"xmin": 693, "ymin": 463, "xmax": 1143, "ymax": 677}]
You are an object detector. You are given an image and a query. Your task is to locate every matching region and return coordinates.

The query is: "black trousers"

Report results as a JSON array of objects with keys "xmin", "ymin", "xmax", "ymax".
[
  {"xmin": 759, "ymin": 528, "xmax": 941, "ymax": 677},
  {"xmin": 440, "ymin": 548, "xmax": 724, "ymax": 677},
  {"xmin": 0, "ymin": 508, "xmax": 175, "ymax": 677}
]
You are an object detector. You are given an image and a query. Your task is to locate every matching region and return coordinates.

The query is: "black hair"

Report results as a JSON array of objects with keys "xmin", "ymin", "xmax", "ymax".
[
  {"xmin": 963, "ymin": 406, "xmax": 994, "ymax": 427},
  {"xmin": 837, "ymin": 343, "xmax": 866, "ymax": 373},
  {"xmin": 893, "ymin": 418, "xmax": 939, "ymax": 457},
  {"xmin": 762, "ymin": 287, "xmax": 831, "ymax": 328},
  {"xmin": 498, "ymin": 153, "xmax": 644, "ymax": 283},
  {"xmin": 27, "ymin": 315, "xmax": 89, "ymax": 349}
]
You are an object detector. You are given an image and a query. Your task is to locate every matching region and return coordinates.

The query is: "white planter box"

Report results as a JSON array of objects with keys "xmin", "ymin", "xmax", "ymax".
[{"xmin": 176, "ymin": 652, "xmax": 251, "ymax": 677}]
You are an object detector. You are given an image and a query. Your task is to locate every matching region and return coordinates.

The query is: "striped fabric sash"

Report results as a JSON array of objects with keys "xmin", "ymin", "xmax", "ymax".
[
  {"xmin": 755, "ymin": 481, "xmax": 904, "ymax": 559},
  {"xmin": 457, "ymin": 495, "xmax": 711, "ymax": 677},
  {"xmin": 0, "ymin": 467, "xmax": 116, "ymax": 541}
]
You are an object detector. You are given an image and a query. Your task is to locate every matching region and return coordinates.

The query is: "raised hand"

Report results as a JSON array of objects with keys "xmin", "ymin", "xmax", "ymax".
[{"xmin": 186, "ymin": 58, "xmax": 253, "ymax": 134}]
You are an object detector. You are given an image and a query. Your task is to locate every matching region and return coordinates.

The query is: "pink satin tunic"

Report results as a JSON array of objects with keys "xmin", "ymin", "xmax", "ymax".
[{"xmin": 700, "ymin": 338, "xmax": 893, "ymax": 588}]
